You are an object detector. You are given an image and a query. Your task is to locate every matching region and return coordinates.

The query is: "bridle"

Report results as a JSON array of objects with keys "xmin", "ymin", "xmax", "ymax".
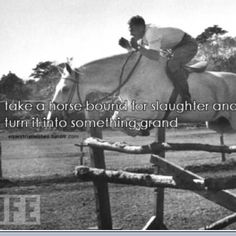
[
  {"xmin": 61, "ymin": 52, "xmax": 142, "ymax": 111},
  {"xmin": 65, "ymin": 74, "xmax": 83, "ymax": 106}
]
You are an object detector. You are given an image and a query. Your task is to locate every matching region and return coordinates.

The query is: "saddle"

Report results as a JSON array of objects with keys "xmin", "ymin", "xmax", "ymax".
[{"xmin": 185, "ymin": 61, "xmax": 208, "ymax": 73}]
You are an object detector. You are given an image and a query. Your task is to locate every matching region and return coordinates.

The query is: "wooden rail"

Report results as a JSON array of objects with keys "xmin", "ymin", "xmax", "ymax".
[
  {"xmin": 80, "ymin": 137, "xmax": 236, "ymax": 154},
  {"xmin": 200, "ymin": 213, "xmax": 236, "ymax": 230},
  {"xmin": 75, "ymin": 165, "xmax": 205, "ymax": 190},
  {"xmin": 150, "ymin": 155, "xmax": 236, "ymax": 212}
]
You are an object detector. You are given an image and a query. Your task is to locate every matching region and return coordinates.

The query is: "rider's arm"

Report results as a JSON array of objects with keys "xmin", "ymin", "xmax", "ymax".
[
  {"xmin": 138, "ymin": 46, "xmax": 160, "ymax": 61},
  {"xmin": 138, "ymin": 26, "xmax": 162, "ymax": 61}
]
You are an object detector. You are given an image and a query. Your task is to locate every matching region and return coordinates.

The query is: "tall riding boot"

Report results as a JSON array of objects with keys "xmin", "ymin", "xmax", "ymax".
[
  {"xmin": 166, "ymin": 67, "xmax": 192, "ymax": 103},
  {"xmin": 175, "ymin": 70, "xmax": 192, "ymax": 103}
]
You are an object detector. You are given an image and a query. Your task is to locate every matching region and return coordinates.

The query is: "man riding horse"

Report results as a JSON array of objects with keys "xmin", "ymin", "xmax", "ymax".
[{"xmin": 119, "ymin": 15, "xmax": 198, "ymax": 105}]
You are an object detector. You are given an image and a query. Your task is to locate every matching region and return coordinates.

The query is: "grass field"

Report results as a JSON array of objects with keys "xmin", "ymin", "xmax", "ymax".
[{"xmin": 1, "ymin": 127, "xmax": 236, "ymax": 230}]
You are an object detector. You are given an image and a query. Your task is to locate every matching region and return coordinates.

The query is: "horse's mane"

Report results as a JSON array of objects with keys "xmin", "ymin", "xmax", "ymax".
[
  {"xmin": 81, "ymin": 53, "xmax": 129, "ymax": 68},
  {"xmin": 80, "ymin": 52, "xmax": 167, "ymax": 70},
  {"xmin": 75, "ymin": 52, "xmax": 169, "ymax": 82}
]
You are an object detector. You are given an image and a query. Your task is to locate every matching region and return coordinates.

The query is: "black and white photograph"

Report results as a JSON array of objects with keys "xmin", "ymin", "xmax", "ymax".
[{"xmin": 1, "ymin": 0, "xmax": 236, "ymax": 232}]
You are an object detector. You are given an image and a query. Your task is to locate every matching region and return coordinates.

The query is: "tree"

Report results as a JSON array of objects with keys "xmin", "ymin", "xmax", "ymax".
[
  {"xmin": 195, "ymin": 25, "xmax": 236, "ymax": 73},
  {"xmin": 30, "ymin": 61, "xmax": 55, "ymax": 80},
  {"xmin": 196, "ymin": 25, "xmax": 228, "ymax": 44},
  {"xmin": 0, "ymin": 72, "xmax": 30, "ymax": 100},
  {"xmin": 30, "ymin": 61, "xmax": 71, "ymax": 99}
]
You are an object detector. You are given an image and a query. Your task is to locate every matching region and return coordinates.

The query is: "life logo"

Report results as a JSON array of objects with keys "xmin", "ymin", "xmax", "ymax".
[{"xmin": 0, "ymin": 195, "xmax": 40, "ymax": 225}]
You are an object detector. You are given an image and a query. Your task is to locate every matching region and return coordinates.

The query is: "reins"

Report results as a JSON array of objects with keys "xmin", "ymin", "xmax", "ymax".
[{"xmin": 66, "ymin": 52, "xmax": 142, "ymax": 109}]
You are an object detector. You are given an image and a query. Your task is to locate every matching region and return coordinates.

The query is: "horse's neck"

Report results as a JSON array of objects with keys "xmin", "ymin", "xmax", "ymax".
[
  {"xmin": 79, "ymin": 53, "xmax": 171, "ymax": 102},
  {"xmin": 79, "ymin": 53, "xmax": 141, "ymax": 95}
]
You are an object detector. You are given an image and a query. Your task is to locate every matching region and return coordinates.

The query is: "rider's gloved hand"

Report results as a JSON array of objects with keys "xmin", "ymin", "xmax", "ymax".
[{"xmin": 119, "ymin": 37, "xmax": 132, "ymax": 50}]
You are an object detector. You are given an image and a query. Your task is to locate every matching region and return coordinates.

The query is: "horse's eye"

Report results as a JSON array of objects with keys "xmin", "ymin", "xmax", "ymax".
[{"xmin": 62, "ymin": 87, "xmax": 69, "ymax": 93}]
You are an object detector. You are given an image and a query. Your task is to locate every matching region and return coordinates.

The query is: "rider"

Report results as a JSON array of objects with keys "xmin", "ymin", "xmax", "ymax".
[{"xmin": 119, "ymin": 15, "xmax": 198, "ymax": 104}]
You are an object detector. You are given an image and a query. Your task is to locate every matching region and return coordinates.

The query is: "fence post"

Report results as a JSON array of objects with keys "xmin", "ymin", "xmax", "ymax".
[
  {"xmin": 154, "ymin": 127, "xmax": 166, "ymax": 229},
  {"xmin": 220, "ymin": 133, "xmax": 226, "ymax": 162},
  {"xmin": 143, "ymin": 127, "xmax": 167, "ymax": 230},
  {"xmin": 0, "ymin": 142, "xmax": 2, "ymax": 178},
  {"xmin": 89, "ymin": 126, "xmax": 112, "ymax": 229}
]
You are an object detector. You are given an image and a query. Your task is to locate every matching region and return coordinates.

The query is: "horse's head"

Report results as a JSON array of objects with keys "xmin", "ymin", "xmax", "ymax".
[{"xmin": 47, "ymin": 63, "xmax": 84, "ymax": 121}]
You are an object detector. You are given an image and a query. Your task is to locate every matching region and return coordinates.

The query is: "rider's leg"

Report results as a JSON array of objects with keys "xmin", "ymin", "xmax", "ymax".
[
  {"xmin": 167, "ymin": 38, "xmax": 198, "ymax": 103},
  {"xmin": 167, "ymin": 63, "xmax": 192, "ymax": 103}
]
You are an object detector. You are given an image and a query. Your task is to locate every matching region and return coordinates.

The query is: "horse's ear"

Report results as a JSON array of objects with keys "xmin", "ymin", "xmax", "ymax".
[{"xmin": 65, "ymin": 63, "xmax": 73, "ymax": 74}]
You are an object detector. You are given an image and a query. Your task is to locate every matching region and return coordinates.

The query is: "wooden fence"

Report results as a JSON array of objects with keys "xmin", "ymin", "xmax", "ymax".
[{"xmin": 75, "ymin": 126, "xmax": 236, "ymax": 230}]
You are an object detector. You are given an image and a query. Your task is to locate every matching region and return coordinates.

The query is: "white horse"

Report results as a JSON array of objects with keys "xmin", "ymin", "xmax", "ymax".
[{"xmin": 48, "ymin": 52, "xmax": 236, "ymax": 137}]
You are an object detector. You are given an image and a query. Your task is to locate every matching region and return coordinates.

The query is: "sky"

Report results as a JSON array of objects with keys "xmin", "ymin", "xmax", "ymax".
[{"xmin": 0, "ymin": 0, "xmax": 236, "ymax": 80}]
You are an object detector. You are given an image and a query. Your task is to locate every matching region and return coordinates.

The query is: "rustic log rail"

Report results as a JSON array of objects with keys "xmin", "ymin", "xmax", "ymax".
[
  {"xmin": 150, "ymin": 154, "xmax": 236, "ymax": 212},
  {"xmin": 200, "ymin": 213, "xmax": 236, "ymax": 230},
  {"xmin": 75, "ymin": 165, "xmax": 205, "ymax": 190},
  {"xmin": 77, "ymin": 137, "xmax": 236, "ymax": 154},
  {"xmin": 75, "ymin": 165, "xmax": 236, "ymax": 192}
]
